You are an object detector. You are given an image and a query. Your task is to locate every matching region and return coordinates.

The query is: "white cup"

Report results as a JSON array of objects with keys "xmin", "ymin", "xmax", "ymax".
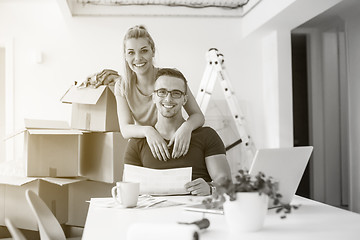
[{"xmin": 111, "ymin": 182, "xmax": 140, "ymax": 208}]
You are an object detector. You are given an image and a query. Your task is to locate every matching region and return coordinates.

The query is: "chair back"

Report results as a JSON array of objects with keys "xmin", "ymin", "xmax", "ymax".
[
  {"xmin": 5, "ymin": 218, "xmax": 27, "ymax": 240},
  {"xmin": 25, "ymin": 189, "xmax": 66, "ymax": 240}
]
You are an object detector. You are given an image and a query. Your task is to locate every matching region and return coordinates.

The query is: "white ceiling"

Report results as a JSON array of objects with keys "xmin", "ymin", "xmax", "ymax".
[{"xmin": 61, "ymin": 0, "xmax": 261, "ymax": 17}]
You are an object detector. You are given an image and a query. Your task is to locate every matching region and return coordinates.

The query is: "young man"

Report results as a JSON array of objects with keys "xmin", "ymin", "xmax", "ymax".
[{"xmin": 123, "ymin": 68, "xmax": 231, "ymax": 196}]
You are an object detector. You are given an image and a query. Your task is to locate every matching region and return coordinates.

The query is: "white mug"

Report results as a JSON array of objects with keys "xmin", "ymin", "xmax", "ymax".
[{"xmin": 111, "ymin": 182, "xmax": 140, "ymax": 207}]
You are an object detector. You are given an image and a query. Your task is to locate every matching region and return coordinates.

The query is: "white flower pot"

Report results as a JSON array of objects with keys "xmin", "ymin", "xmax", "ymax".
[{"xmin": 223, "ymin": 192, "xmax": 268, "ymax": 233}]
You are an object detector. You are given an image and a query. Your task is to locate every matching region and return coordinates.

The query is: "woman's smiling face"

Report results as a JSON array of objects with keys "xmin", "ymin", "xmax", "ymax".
[{"xmin": 125, "ymin": 38, "xmax": 154, "ymax": 76}]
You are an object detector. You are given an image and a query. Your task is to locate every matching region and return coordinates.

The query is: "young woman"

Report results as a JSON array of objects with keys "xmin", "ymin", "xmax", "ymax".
[{"xmin": 115, "ymin": 25, "xmax": 205, "ymax": 161}]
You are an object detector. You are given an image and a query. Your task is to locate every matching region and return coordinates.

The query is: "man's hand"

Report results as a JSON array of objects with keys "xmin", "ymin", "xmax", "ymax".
[
  {"xmin": 184, "ymin": 178, "xmax": 211, "ymax": 196},
  {"xmin": 145, "ymin": 127, "xmax": 170, "ymax": 161}
]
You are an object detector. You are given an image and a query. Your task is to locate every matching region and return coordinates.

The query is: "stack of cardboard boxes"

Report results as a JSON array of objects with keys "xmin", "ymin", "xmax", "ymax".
[{"xmin": 0, "ymin": 84, "xmax": 128, "ymax": 231}]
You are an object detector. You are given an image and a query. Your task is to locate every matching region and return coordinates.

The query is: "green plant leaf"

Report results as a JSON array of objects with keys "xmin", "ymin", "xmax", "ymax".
[{"xmin": 203, "ymin": 169, "xmax": 300, "ymax": 219}]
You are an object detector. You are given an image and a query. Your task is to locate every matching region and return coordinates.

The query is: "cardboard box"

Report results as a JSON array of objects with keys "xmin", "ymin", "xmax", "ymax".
[
  {"xmin": 80, "ymin": 132, "xmax": 128, "ymax": 183},
  {"xmin": 0, "ymin": 176, "xmax": 85, "ymax": 231},
  {"xmin": 67, "ymin": 180, "xmax": 113, "ymax": 227},
  {"xmin": 5, "ymin": 119, "xmax": 83, "ymax": 177},
  {"xmin": 61, "ymin": 85, "xmax": 120, "ymax": 132}
]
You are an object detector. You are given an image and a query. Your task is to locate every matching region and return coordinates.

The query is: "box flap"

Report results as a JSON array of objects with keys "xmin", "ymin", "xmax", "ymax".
[
  {"xmin": 41, "ymin": 177, "xmax": 87, "ymax": 186},
  {"xmin": 4, "ymin": 119, "xmax": 72, "ymax": 141},
  {"xmin": 0, "ymin": 176, "xmax": 87, "ymax": 186},
  {"xmin": 0, "ymin": 176, "xmax": 37, "ymax": 186},
  {"xmin": 24, "ymin": 119, "xmax": 70, "ymax": 129},
  {"xmin": 61, "ymin": 85, "xmax": 107, "ymax": 104},
  {"xmin": 27, "ymin": 129, "xmax": 83, "ymax": 135}
]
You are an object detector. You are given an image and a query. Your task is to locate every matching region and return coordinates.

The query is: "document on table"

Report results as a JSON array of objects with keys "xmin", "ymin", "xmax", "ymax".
[{"xmin": 123, "ymin": 164, "xmax": 192, "ymax": 195}]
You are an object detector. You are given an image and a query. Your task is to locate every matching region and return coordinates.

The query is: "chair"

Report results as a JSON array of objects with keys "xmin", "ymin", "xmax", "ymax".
[
  {"xmin": 25, "ymin": 189, "xmax": 81, "ymax": 240},
  {"xmin": 4, "ymin": 218, "xmax": 27, "ymax": 240}
]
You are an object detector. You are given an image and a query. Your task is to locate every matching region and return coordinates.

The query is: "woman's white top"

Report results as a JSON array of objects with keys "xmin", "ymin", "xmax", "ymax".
[{"xmin": 115, "ymin": 78, "xmax": 157, "ymax": 126}]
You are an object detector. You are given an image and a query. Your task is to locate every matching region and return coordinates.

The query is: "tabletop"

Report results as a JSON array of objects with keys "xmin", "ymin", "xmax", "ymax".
[{"xmin": 82, "ymin": 195, "xmax": 360, "ymax": 240}]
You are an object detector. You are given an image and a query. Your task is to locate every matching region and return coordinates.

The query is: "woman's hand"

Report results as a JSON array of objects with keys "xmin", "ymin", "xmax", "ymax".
[
  {"xmin": 168, "ymin": 122, "xmax": 192, "ymax": 159},
  {"xmin": 184, "ymin": 178, "xmax": 211, "ymax": 196},
  {"xmin": 145, "ymin": 127, "xmax": 170, "ymax": 161}
]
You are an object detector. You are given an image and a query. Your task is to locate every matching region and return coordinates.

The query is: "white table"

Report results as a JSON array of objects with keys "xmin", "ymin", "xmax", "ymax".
[{"xmin": 82, "ymin": 195, "xmax": 360, "ymax": 240}]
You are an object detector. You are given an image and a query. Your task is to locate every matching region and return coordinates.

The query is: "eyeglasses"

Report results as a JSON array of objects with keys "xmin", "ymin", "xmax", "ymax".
[{"xmin": 153, "ymin": 88, "xmax": 185, "ymax": 99}]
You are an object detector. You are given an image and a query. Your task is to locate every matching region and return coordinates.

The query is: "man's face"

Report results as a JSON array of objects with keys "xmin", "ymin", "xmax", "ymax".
[{"xmin": 153, "ymin": 76, "xmax": 187, "ymax": 118}]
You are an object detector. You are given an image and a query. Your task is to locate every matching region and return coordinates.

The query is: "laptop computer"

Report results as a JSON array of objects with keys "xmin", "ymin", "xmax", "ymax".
[
  {"xmin": 184, "ymin": 146, "xmax": 313, "ymax": 214},
  {"xmin": 249, "ymin": 146, "xmax": 313, "ymax": 207}
]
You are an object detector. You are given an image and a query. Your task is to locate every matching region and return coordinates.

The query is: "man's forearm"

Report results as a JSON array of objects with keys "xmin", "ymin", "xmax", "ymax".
[{"xmin": 205, "ymin": 154, "xmax": 232, "ymax": 183}]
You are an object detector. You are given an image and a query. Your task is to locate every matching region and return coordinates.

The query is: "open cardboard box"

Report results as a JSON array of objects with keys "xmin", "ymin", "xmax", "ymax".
[
  {"xmin": 0, "ymin": 176, "xmax": 85, "ymax": 231},
  {"xmin": 61, "ymin": 85, "xmax": 119, "ymax": 132},
  {"xmin": 4, "ymin": 119, "xmax": 83, "ymax": 177}
]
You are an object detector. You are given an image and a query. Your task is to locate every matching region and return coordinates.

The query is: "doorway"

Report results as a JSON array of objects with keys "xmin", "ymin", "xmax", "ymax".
[
  {"xmin": 291, "ymin": 34, "xmax": 310, "ymax": 198},
  {"xmin": 291, "ymin": 18, "xmax": 349, "ymax": 209}
]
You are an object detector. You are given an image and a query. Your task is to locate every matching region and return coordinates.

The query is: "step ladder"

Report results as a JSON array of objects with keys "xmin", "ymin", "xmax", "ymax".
[{"xmin": 196, "ymin": 48, "xmax": 255, "ymax": 155}]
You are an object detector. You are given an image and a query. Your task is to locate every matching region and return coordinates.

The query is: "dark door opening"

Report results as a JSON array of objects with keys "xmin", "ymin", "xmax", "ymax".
[{"xmin": 291, "ymin": 34, "xmax": 311, "ymax": 198}]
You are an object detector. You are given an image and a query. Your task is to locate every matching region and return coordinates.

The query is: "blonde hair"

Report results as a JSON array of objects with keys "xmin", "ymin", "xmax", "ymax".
[{"xmin": 120, "ymin": 25, "xmax": 156, "ymax": 96}]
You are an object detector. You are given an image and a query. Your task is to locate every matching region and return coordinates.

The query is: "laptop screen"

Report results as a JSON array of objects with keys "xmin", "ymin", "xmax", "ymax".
[{"xmin": 249, "ymin": 146, "xmax": 313, "ymax": 206}]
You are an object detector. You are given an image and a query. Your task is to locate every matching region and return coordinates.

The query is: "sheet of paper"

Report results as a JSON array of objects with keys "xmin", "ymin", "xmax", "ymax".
[{"xmin": 123, "ymin": 164, "xmax": 192, "ymax": 195}]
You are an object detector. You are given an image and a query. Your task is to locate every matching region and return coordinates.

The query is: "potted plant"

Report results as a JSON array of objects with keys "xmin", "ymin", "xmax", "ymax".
[{"xmin": 203, "ymin": 169, "xmax": 299, "ymax": 233}]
